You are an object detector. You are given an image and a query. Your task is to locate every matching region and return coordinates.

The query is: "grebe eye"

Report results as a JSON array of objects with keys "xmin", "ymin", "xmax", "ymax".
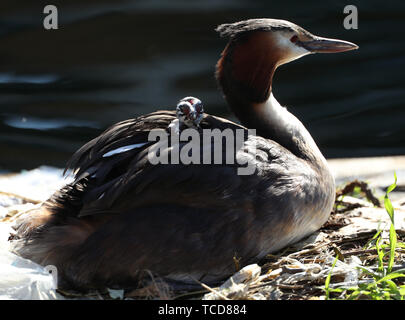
[{"xmin": 290, "ymin": 35, "xmax": 298, "ymax": 43}]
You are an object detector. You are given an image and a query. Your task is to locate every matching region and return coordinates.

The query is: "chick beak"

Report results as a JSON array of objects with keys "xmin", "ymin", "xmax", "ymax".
[
  {"xmin": 300, "ymin": 36, "xmax": 358, "ymax": 53},
  {"xmin": 189, "ymin": 110, "xmax": 198, "ymax": 121}
]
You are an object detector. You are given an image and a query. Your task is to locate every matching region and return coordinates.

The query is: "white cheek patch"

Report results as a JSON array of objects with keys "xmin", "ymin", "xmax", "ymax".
[
  {"xmin": 275, "ymin": 33, "xmax": 310, "ymax": 64},
  {"xmin": 102, "ymin": 142, "xmax": 148, "ymax": 158}
]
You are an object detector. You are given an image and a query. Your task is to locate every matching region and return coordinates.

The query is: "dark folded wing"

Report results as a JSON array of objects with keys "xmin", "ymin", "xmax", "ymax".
[{"xmin": 61, "ymin": 110, "xmax": 289, "ymax": 218}]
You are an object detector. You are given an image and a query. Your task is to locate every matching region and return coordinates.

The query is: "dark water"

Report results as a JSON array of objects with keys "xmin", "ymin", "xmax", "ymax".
[{"xmin": 0, "ymin": 0, "xmax": 404, "ymax": 172}]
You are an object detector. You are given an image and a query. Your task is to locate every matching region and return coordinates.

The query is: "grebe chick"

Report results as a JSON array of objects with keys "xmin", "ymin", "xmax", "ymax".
[
  {"xmin": 11, "ymin": 18, "xmax": 358, "ymax": 291},
  {"xmin": 168, "ymin": 96, "xmax": 204, "ymax": 134}
]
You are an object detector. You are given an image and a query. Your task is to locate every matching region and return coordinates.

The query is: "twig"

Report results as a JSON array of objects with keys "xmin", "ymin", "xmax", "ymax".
[
  {"xmin": 336, "ymin": 180, "xmax": 381, "ymax": 207},
  {"xmin": 286, "ymin": 241, "xmax": 331, "ymax": 258},
  {"xmin": 0, "ymin": 190, "xmax": 41, "ymax": 204},
  {"xmin": 342, "ymin": 248, "xmax": 378, "ymax": 257},
  {"xmin": 191, "ymin": 278, "xmax": 230, "ymax": 300},
  {"xmin": 144, "ymin": 270, "xmax": 172, "ymax": 300},
  {"xmin": 333, "ymin": 201, "xmax": 363, "ymax": 214},
  {"xmin": 276, "ymin": 284, "xmax": 305, "ymax": 290},
  {"xmin": 366, "ymin": 264, "xmax": 405, "ymax": 273}
]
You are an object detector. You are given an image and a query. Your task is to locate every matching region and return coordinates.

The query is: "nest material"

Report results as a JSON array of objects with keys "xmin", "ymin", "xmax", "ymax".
[{"xmin": 1, "ymin": 180, "xmax": 405, "ymax": 300}]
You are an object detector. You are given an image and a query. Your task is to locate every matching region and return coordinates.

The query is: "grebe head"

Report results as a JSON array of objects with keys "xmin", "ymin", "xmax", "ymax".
[
  {"xmin": 215, "ymin": 18, "xmax": 358, "ymax": 162},
  {"xmin": 216, "ymin": 19, "xmax": 358, "ymax": 104},
  {"xmin": 216, "ymin": 18, "xmax": 358, "ymax": 67},
  {"xmin": 176, "ymin": 96, "xmax": 204, "ymax": 128}
]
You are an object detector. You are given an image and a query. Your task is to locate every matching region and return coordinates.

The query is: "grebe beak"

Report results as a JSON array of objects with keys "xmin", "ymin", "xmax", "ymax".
[{"xmin": 300, "ymin": 36, "xmax": 358, "ymax": 53}]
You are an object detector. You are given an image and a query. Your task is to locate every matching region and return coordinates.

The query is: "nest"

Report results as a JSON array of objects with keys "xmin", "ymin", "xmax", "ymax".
[{"xmin": 1, "ymin": 180, "xmax": 405, "ymax": 300}]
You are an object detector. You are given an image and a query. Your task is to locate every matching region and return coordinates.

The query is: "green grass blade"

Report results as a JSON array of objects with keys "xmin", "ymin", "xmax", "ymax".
[
  {"xmin": 375, "ymin": 237, "xmax": 385, "ymax": 274},
  {"xmin": 384, "ymin": 173, "xmax": 397, "ymax": 273},
  {"xmin": 325, "ymin": 255, "xmax": 339, "ymax": 300},
  {"xmin": 364, "ymin": 229, "xmax": 383, "ymax": 250},
  {"xmin": 386, "ymin": 172, "xmax": 397, "ymax": 195},
  {"xmin": 384, "ymin": 197, "xmax": 395, "ymax": 223},
  {"xmin": 384, "ymin": 172, "xmax": 396, "ymax": 222},
  {"xmin": 377, "ymin": 272, "xmax": 405, "ymax": 283},
  {"xmin": 388, "ymin": 224, "xmax": 397, "ymax": 273}
]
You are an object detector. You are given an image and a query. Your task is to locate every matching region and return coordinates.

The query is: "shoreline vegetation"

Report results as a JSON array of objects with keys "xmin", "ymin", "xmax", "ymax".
[{"xmin": 0, "ymin": 155, "xmax": 404, "ymax": 300}]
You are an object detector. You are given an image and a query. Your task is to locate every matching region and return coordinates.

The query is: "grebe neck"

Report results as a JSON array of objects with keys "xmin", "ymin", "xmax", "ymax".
[{"xmin": 216, "ymin": 32, "xmax": 327, "ymax": 166}]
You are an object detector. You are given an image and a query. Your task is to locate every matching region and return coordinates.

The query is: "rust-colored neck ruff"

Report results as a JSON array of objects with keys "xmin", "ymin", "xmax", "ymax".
[
  {"xmin": 216, "ymin": 31, "xmax": 287, "ymax": 137},
  {"xmin": 216, "ymin": 32, "xmax": 280, "ymax": 106},
  {"xmin": 217, "ymin": 32, "xmax": 287, "ymax": 142}
]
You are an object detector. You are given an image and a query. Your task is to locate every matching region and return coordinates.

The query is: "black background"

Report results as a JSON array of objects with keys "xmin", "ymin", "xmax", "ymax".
[{"xmin": 0, "ymin": 0, "xmax": 404, "ymax": 171}]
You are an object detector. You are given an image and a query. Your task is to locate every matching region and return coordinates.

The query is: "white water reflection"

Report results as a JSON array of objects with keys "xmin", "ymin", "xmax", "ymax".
[
  {"xmin": 0, "ymin": 73, "xmax": 59, "ymax": 85},
  {"xmin": 4, "ymin": 116, "xmax": 100, "ymax": 130}
]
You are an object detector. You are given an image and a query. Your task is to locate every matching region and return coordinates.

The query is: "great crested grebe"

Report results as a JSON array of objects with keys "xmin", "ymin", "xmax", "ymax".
[{"xmin": 11, "ymin": 18, "xmax": 358, "ymax": 290}]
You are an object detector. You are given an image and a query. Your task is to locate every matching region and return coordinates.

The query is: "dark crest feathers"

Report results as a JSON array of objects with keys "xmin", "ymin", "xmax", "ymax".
[{"xmin": 215, "ymin": 19, "xmax": 294, "ymax": 39}]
